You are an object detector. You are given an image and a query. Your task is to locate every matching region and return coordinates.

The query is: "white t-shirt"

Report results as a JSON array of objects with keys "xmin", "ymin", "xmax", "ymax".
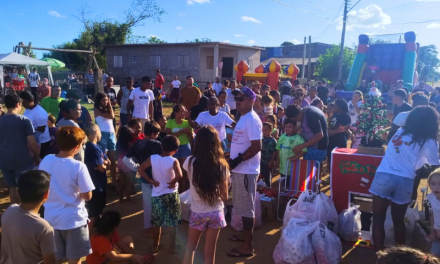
[
  {"xmin": 23, "ymin": 105, "xmax": 50, "ymax": 143},
  {"xmin": 225, "ymin": 89, "xmax": 236, "ymax": 110},
  {"xmin": 219, "ymin": 104, "xmax": 231, "ymax": 114},
  {"xmin": 347, "ymin": 100, "xmax": 362, "ymax": 124},
  {"xmin": 183, "ymin": 156, "xmax": 229, "ymax": 213},
  {"xmin": 151, "ymin": 154, "xmax": 178, "ymax": 197},
  {"xmin": 377, "ymin": 128, "xmax": 440, "ymax": 179},
  {"xmin": 28, "ymin": 72, "xmax": 40, "ymax": 87},
  {"xmin": 95, "ymin": 115, "xmax": 114, "ymax": 133},
  {"xmin": 129, "ymin": 88, "xmax": 154, "ymax": 119},
  {"xmin": 195, "ymin": 111, "xmax": 234, "ymax": 141},
  {"xmin": 213, "ymin": 82, "xmax": 222, "ymax": 96},
  {"xmin": 40, "ymin": 155, "xmax": 95, "ymax": 230},
  {"xmin": 428, "ymin": 193, "xmax": 440, "ymax": 230},
  {"xmin": 171, "ymin": 80, "xmax": 181, "ymax": 89},
  {"xmin": 393, "ymin": 111, "xmax": 409, "ymax": 127},
  {"xmin": 230, "ymin": 111, "xmax": 263, "ymax": 174}
]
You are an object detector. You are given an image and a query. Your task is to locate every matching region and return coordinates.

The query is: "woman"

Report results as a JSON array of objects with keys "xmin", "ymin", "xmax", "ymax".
[
  {"xmin": 254, "ymin": 94, "xmax": 265, "ymax": 122},
  {"xmin": 94, "ymin": 92, "xmax": 117, "ymax": 191},
  {"xmin": 370, "ymin": 106, "xmax": 440, "ymax": 252},
  {"xmin": 327, "ymin": 98, "xmax": 351, "ymax": 164},
  {"xmin": 289, "ymin": 87, "xmax": 310, "ymax": 107}
]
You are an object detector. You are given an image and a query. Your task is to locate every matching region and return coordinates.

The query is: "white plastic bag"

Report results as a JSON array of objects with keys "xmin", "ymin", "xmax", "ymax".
[
  {"xmin": 180, "ymin": 190, "xmax": 192, "ymax": 222},
  {"xmin": 287, "ymin": 191, "xmax": 318, "ymax": 223},
  {"xmin": 311, "ymin": 194, "xmax": 339, "ymax": 234},
  {"xmin": 312, "ymin": 223, "xmax": 342, "ymax": 264},
  {"xmin": 231, "ymin": 192, "xmax": 262, "ymax": 231},
  {"xmin": 382, "ymin": 206, "xmax": 419, "ymax": 247},
  {"xmin": 338, "ymin": 203, "xmax": 362, "ymax": 241}
]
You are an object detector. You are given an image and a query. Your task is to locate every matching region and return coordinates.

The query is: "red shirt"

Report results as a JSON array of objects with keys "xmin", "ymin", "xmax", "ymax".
[
  {"xmin": 131, "ymin": 133, "xmax": 145, "ymax": 144},
  {"xmin": 86, "ymin": 231, "xmax": 121, "ymax": 264},
  {"xmin": 155, "ymin": 74, "xmax": 164, "ymax": 89}
]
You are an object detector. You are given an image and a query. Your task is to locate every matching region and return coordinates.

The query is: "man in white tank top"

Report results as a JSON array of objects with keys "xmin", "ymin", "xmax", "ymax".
[{"xmin": 117, "ymin": 76, "xmax": 134, "ymax": 126}]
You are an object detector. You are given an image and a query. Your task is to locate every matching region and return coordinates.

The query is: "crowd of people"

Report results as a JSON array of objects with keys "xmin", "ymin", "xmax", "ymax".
[{"xmin": 2, "ymin": 69, "xmax": 440, "ymax": 264}]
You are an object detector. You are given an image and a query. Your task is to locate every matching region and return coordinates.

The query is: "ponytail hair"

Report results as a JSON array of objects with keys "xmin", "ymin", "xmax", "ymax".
[
  {"xmin": 170, "ymin": 104, "xmax": 183, "ymax": 119},
  {"xmin": 94, "ymin": 211, "xmax": 121, "ymax": 235}
]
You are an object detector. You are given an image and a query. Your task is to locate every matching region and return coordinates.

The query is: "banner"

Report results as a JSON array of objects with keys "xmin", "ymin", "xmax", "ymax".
[{"xmin": 330, "ymin": 148, "xmax": 383, "ymax": 213}]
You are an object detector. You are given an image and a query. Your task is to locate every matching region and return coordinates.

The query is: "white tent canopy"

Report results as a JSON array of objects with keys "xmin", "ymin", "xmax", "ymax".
[{"xmin": 0, "ymin": 52, "xmax": 54, "ymax": 93}]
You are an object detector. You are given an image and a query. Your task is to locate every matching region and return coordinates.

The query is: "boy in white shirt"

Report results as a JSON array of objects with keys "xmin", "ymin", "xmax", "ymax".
[
  {"xmin": 137, "ymin": 135, "xmax": 182, "ymax": 254},
  {"xmin": 39, "ymin": 126, "xmax": 95, "ymax": 263}
]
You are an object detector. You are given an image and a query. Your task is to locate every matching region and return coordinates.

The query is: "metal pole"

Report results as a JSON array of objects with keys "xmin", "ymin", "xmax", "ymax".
[
  {"xmin": 337, "ymin": 0, "xmax": 349, "ymax": 81},
  {"xmin": 301, "ymin": 36, "xmax": 306, "ymax": 81},
  {"xmin": 308, "ymin": 36, "xmax": 312, "ymax": 83}
]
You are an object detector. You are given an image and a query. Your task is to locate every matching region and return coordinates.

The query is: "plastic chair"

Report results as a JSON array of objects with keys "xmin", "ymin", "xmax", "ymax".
[{"xmin": 276, "ymin": 159, "xmax": 321, "ymax": 220}]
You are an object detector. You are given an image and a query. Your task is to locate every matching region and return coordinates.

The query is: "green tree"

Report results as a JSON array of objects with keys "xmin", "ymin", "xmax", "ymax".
[
  {"xmin": 281, "ymin": 41, "xmax": 295, "ymax": 47},
  {"xmin": 185, "ymin": 38, "xmax": 211, "ymax": 43},
  {"xmin": 315, "ymin": 45, "xmax": 356, "ymax": 82},
  {"xmin": 417, "ymin": 45, "xmax": 440, "ymax": 79},
  {"xmin": 146, "ymin": 36, "xmax": 167, "ymax": 44}
]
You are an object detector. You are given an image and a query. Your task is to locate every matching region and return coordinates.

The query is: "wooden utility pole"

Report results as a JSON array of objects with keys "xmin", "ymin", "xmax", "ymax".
[
  {"xmin": 337, "ymin": 0, "xmax": 349, "ymax": 81},
  {"xmin": 308, "ymin": 36, "xmax": 312, "ymax": 83},
  {"xmin": 301, "ymin": 36, "xmax": 306, "ymax": 81},
  {"xmin": 94, "ymin": 68, "xmax": 104, "ymax": 97}
]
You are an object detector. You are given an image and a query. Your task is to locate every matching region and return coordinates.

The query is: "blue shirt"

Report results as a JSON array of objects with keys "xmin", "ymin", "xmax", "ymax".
[{"xmin": 84, "ymin": 142, "xmax": 108, "ymax": 192}]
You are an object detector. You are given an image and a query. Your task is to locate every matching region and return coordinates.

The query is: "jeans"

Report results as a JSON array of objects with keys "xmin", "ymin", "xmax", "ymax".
[{"xmin": 260, "ymin": 164, "xmax": 272, "ymax": 187}]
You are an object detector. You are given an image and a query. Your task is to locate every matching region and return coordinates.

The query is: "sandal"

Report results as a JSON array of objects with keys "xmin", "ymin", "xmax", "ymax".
[
  {"xmin": 228, "ymin": 235, "xmax": 244, "ymax": 242},
  {"xmin": 227, "ymin": 248, "xmax": 254, "ymax": 258}
]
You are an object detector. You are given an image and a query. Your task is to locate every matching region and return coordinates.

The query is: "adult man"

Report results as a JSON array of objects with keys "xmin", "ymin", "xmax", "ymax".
[
  {"xmin": 316, "ymin": 81, "xmax": 329, "ymax": 105},
  {"xmin": 40, "ymin": 85, "xmax": 64, "ymax": 117},
  {"xmin": 0, "ymin": 94, "xmax": 40, "ymax": 204},
  {"xmin": 286, "ymin": 104, "xmax": 329, "ymax": 163},
  {"xmin": 357, "ymin": 80, "xmax": 368, "ymax": 95},
  {"xmin": 213, "ymin": 76, "xmax": 222, "ymax": 96},
  {"xmin": 413, "ymin": 79, "xmax": 433, "ymax": 93},
  {"xmin": 37, "ymin": 78, "xmax": 51, "ymax": 100},
  {"xmin": 127, "ymin": 76, "xmax": 154, "ymax": 127},
  {"xmin": 117, "ymin": 76, "xmax": 135, "ymax": 126},
  {"xmin": 154, "ymin": 69, "xmax": 165, "ymax": 90},
  {"xmin": 227, "ymin": 87, "xmax": 262, "ymax": 258},
  {"xmin": 179, "ymin": 76, "xmax": 202, "ymax": 111},
  {"xmin": 169, "ymin": 76, "xmax": 181, "ymax": 105},
  {"xmin": 84, "ymin": 69, "xmax": 94, "ymax": 95},
  {"xmin": 102, "ymin": 70, "xmax": 108, "ymax": 86},
  {"xmin": 392, "ymin": 89, "xmax": 412, "ymax": 120},
  {"xmin": 226, "ymin": 80, "xmax": 238, "ymax": 117},
  {"xmin": 28, "ymin": 68, "xmax": 40, "ymax": 93},
  {"xmin": 57, "ymin": 90, "xmax": 92, "ymax": 129}
]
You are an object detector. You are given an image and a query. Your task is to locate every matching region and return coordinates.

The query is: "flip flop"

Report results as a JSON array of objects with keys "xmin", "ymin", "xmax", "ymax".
[
  {"xmin": 227, "ymin": 248, "xmax": 254, "ymax": 258},
  {"xmin": 228, "ymin": 235, "xmax": 244, "ymax": 242}
]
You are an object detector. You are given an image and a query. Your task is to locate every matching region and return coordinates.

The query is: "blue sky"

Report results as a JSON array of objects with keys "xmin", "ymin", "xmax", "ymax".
[{"xmin": 2, "ymin": 0, "xmax": 440, "ymax": 60}]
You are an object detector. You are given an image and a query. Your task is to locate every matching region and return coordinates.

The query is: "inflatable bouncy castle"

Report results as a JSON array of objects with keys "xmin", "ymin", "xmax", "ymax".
[{"xmin": 345, "ymin": 32, "xmax": 418, "ymax": 91}]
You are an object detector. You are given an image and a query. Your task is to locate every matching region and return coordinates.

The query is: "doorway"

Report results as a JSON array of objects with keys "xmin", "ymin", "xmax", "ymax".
[{"xmin": 222, "ymin": 57, "xmax": 234, "ymax": 79}]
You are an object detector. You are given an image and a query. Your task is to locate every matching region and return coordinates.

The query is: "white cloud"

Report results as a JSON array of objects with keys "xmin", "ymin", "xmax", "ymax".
[
  {"xmin": 187, "ymin": 0, "xmax": 210, "ymax": 4},
  {"xmin": 241, "ymin": 16, "xmax": 261, "ymax": 23},
  {"xmin": 234, "ymin": 34, "xmax": 244, "ymax": 37},
  {"xmin": 175, "ymin": 26, "xmax": 182, "ymax": 30},
  {"xmin": 48, "ymin": 10, "xmax": 66, "ymax": 18},
  {"xmin": 222, "ymin": 40, "xmax": 231, "ymax": 43},
  {"xmin": 247, "ymin": 39, "xmax": 256, "ymax": 44},
  {"xmin": 427, "ymin": 23, "xmax": 440, "ymax": 29},
  {"xmin": 336, "ymin": 4, "xmax": 390, "ymax": 31},
  {"xmin": 290, "ymin": 39, "xmax": 300, "ymax": 44},
  {"xmin": 178, "ymin": 12, "xmax": 186, "ymax": 16}
]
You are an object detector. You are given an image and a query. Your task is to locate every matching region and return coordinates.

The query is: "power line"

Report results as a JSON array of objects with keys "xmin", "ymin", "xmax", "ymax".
[
  {"xmin": 269, "ymin": 0, "xmax": 332, "ymax": 21},
  {"xmin": 313, "ymin": 0, "xmax": 344, "ymax": 39}
]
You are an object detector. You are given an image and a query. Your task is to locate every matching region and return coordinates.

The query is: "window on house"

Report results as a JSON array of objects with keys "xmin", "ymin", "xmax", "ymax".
[
  {"xmin": 150, "ymin": 56, "xmax": 160, "ymax": 68},
  {"xmin": 113, "ymin": 56, "xmax": 122, "ymax": 67},
  {"xmin": 206, "ymin": 56, "xmax": 214, "ymax": 69},
  {"xmin": 177, "ymin": 55, "xmax": 189, "ymax": 69},
  {"xmin": 132, "ymin": 56, "xmax": 137, "ymax": 63}
]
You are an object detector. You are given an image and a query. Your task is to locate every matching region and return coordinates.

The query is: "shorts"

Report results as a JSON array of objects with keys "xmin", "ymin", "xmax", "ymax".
[
  {"xmin": 431, "ymin": 240, "xmax": 440, "ymax": 257},
  {"xmin": 189, "ymin": 210, "xmax": 227, "ymax": 231},
  {"xmin": 99, "ymin": 132, "xmax": 116, "ymax": 152},
  {"xmin": 86, "ymin": 190, "xmax": 106, "ymax": 218},
  {"xmin": 232, "ymin": 173, "xmax": 258, "ymax": 218},
  {"xmin": 120, "ymin": 113, "xmax": 129, "ymax": 127},
  {"xmin": 303, "ymin": 147, "xmax": 327, "ymax": 162},
  {"xmin": 170, "ymin": 88, "xmax": 180, "ymax": 102},
  {"xmin": 151, "ymin": 192, "xmax": 181, "ymax": 227},
  {"xmin": 40, "ymin": 141, "xmax": 51, "ymax": 159},
  {"xmin": 173, "ymin": 144, "xmax": 191, "ymax": 159},
  {"xmin": 369, "ymin": 172, "xmax": 414, "ymax": 205},
  {"xmin": 1, "ymin": 165, "xmax": 34, "ymax": 187},
  {"xmin": 54, "ymin": 225, "xmax": 91, "ymax": 261}
]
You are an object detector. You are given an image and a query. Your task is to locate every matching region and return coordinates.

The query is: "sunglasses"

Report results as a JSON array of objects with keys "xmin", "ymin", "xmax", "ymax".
[{"xmin": 234, "ymin": 96, "xmax": 245, "ymax": 102}]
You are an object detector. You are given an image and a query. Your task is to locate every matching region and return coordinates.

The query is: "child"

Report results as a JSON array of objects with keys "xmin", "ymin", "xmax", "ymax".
[
  {"xmin": 376, "ymin": 246, "xmax": 440, "ymax": 264},
  {"xmin": 84, "ymin": 123, "xmax": 111, "ymax": 226},
  {"xmin": 262, "ymin": 94, "xmax": 274, "ymax": 117},
  {"xmin": 128, "ymin": 119, "xmax": 145, "ymax": 144},
  {"xmin": 293, "ymin": 97, "xmax": 302, "ymax": 107},
  {"xmin": 182, "ymin": 125, "xmax": 230, "ymax": 264},
  {"xmin": 218, "ymin": 90, "xmax": 231, "ymax": 114},
  {"xmin": 47, "ymin": 113, "xmax": 59, "ymax": 155},
  {"xmin": 155, "ymin": 115, "xmax": 167, "ymax": 142},
  {"xmin": 266, "ymin": 114, "xmax": 279, "ymax": 140},
  {"xmin": 428, "ymin": 169, "xmax": 440, "ymax": 257},
  {"xmin": 137, "ymin": 135, "xmax": 182, "ymax": 254},
  {"xmin": 87, "ymin": 211, "xmax": 153, "ymax": 264},
  {"xmin": 39, "ymin": 126, "xmax": 95, "ymax": 263},
  {"xmin": 0, "ymin": 170, "xmax": 56, "ymax": 264},
  {"xmin": 277, "ymin": 106, "xmax": 285, "ymax": 136},
  {"xmin": 116, "ymin": 126, "xmax": 135, "ymax": 203},
  {"xmin": 276, "ymin": 120, "xmax": 307, "ymax": 187},
  {"xmin": 261, "ymin": 122, "xmax": 277, "ymax": 187}
]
